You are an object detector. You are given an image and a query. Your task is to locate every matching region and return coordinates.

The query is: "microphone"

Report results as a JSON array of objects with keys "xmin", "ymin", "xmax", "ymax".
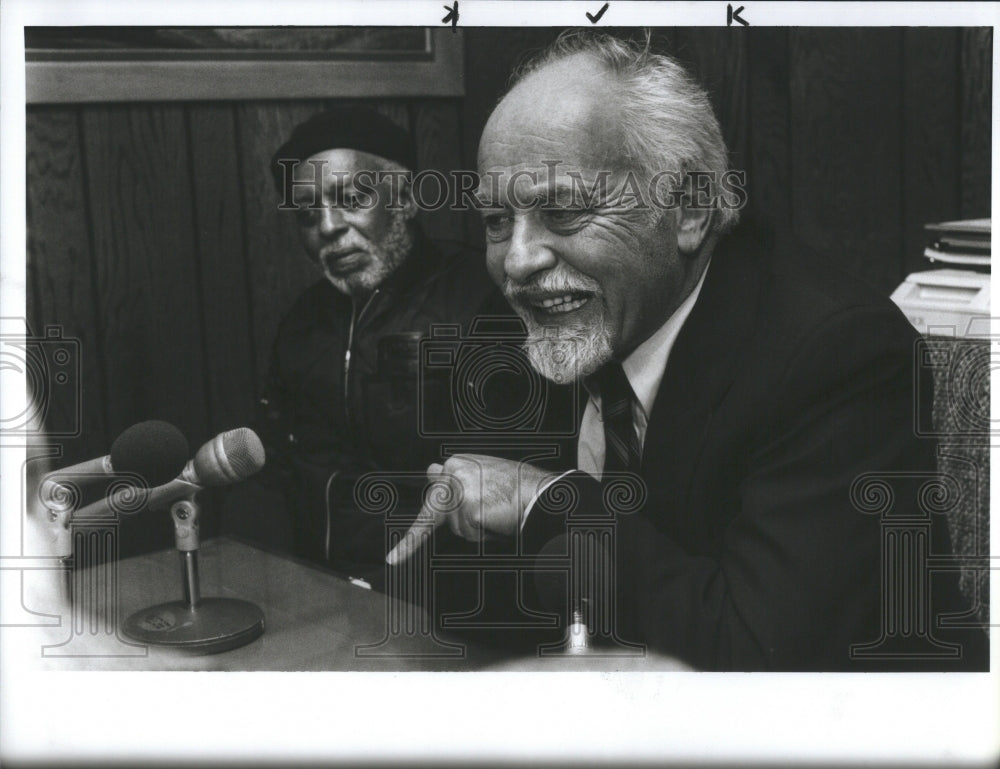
[
  {"xmin": 154, "ymin": 428, "xmax": 266, "ymax": 550},
  {"xmin": 533, "ymin": 533, "xmax": 612, "ymax": 654},
  {"xmin": 182, "ymin": 426, "xmax": 266, "ymax": 486},
  {"xmin": 120, "ymin": 427, "xmax": 267, "ymax": 655},
  {"xmin": 69, "ymin": 427, "xmax": 265, "ymax": 520},
  {"xmin": 533, "ymin": 532, "xmax": 645, "ymax": 658},
  {"xmin": 40, "ymin": 420, "xmax": 189, "ymax": 507},
  {"xmin": 42, "ymin": 421, "xmax": 189, "ymax": 559}
]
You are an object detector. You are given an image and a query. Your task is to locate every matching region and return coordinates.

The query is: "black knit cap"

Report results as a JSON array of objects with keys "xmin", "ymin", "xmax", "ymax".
[{"xmin": 270, "ymin": 108, "xmax": 417, "ymax": 191}]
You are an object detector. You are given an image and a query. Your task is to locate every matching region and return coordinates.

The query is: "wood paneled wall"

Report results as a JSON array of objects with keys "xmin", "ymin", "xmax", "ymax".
[
  {"xmin": 26, "ymin": 97, "xmax": 465, "ymax": 554},
  {"xmin": 26, "ymin": 28, "xmax": 991, "ymax": 557}
]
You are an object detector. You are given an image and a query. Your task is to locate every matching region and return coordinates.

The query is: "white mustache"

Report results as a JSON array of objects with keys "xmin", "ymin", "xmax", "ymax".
[{"xmin": 503, "ymin": 274, "xmax": 601, "ymax": 303}]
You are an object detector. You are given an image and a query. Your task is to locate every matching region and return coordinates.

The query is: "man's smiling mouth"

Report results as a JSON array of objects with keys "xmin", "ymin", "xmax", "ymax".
[{"xmin": 528, "ymin": 292, "xmax": 593, "ymax": 315}]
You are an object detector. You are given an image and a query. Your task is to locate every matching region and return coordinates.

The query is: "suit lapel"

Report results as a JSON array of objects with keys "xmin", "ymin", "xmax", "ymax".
[{"xmin": 640, "ymin": 239, "xmax": 763, "ymax": 504}]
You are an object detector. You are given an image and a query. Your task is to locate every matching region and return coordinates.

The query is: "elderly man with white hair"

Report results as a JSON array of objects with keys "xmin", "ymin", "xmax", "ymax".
[{"xmin": 388, "ymin": 33, "xmax": 987, "ymax": 671}]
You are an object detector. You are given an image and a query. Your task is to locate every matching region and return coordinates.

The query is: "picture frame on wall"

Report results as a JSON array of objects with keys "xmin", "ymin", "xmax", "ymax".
[{"xmin": 25, "ymin": 26, "xmax": 464, "ymax": 103}]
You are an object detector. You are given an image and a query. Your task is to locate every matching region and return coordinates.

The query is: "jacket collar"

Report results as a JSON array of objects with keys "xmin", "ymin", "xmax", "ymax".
[
  {"xmin": 661, "ymin": 235, "xmax": 762, "ymax": 407},
  {"xmin": 640, "ymin": 233, "xmax": 763, "ymax": 477}
]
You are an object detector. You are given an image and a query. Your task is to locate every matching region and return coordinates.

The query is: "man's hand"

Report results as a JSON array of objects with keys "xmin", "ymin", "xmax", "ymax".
[{"xmin": 385, "ymin": 454, "xmax": 552, "ymax": 565}]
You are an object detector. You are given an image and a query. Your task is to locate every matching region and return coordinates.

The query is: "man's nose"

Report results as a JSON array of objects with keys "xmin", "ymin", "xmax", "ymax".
[
  {"xmin": 317, "ymin": 206, "xmax": 349, "ymax": 239},
  {"xmin": 504, "ymin": 217, "xmax": 558, "ymax": 283}
]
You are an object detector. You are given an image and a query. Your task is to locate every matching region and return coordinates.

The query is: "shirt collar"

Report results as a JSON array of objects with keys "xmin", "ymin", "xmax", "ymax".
[{"xmin": 620, "ymin": 259, "xmax": 711, "ymax": 420}]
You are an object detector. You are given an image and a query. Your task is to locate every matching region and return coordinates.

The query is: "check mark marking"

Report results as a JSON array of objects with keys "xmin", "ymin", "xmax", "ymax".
[{"xmin": 586, "ymin": 2, "xmax": 609, "ymax": 24}]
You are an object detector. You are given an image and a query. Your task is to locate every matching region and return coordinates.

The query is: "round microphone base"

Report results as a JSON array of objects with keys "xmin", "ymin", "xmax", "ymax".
[{"xmin": 122, "ymin": 598, "xmax": 264, "ymax": 655}]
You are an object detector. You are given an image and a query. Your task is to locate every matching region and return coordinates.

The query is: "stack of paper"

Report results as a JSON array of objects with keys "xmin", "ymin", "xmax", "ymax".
[{"xmin": 923, "ymin": 219, "xmax": 991, "ymax": 269}]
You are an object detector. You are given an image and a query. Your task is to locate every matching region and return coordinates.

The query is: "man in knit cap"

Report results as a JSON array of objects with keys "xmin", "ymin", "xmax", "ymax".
[{"xmin": 231, "ymin": 108, "xmax": 503, "ymax": 579}]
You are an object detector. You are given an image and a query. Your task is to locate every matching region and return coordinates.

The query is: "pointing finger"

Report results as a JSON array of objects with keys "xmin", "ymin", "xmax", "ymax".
[
  {"xmin": 385, "ymin": 500, "xmax": 443, "ymax": 566},
  {"xmin": 386, "ymin": 471, "xmax": 465, "ymax": 565}
]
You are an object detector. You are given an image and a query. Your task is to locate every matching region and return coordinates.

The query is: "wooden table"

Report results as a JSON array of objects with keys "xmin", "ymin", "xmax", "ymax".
[{"xmin": 37, "ymin": 537, "xmax": 688, "ymax": 671}]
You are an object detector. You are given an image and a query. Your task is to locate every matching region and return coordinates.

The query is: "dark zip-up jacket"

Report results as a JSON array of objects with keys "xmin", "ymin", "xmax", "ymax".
[{"xmin": 247, "ymin": 230, "xmax": 508, "ymax": 573}]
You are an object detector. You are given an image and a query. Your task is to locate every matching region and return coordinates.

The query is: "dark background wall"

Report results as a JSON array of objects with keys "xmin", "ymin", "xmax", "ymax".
[{"xmin": 26, "ymin": 27, "xmax": 992, "ymax": 557}]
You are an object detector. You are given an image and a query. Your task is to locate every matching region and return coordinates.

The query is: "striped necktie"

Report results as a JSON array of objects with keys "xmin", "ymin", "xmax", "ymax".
[{"xmin": 594, "ymin": 361, "xmax": 641, "ymax": 474}]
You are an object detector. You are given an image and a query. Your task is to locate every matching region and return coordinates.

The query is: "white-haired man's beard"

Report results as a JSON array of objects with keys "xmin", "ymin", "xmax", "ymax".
[
  {"xmin": 503, "ymin": 269, "xmax": 613, "ymax": 384},
  {"xmin": 321, "ymin": 212, "xmax": 413, "ymax": 297}
]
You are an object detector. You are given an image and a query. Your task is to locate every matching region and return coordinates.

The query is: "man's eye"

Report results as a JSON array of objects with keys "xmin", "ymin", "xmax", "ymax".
[
  {"xmin": 483, "ymin": 212, "xmax": 513, "ymax": 240},
  {"xmin": 543, "ymin": 208, "xmax": 589, "ymax": 227}
]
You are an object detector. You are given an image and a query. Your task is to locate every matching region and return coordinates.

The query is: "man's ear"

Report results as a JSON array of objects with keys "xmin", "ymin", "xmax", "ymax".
[{"xmin": 676, "ymin": 203, "xmax": 713, "ymax": 256}]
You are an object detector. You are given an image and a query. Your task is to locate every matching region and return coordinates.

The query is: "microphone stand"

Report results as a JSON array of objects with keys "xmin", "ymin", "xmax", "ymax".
[
  {"xmin": 173, "ymin": 498, "xmax": 202, "ymax": 610},
  {"xmin": 121, "ymin": 493, "xmax": 264, "ymax": 654}
]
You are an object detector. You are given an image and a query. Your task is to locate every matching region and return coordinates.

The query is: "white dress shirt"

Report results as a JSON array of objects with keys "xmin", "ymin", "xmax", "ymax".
[
  {"xmin": 578, "ymin": 262, "xmax": 710, "ymax": 478},
  {"xmin": 522, "ymin": 261, "xmax": 711, "ymax": 526}
]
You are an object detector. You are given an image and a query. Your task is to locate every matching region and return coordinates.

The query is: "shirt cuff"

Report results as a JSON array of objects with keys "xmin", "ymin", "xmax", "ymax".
[{"xmin": 521, "ymin": 469, "xmax": 576, "ymax": 530}]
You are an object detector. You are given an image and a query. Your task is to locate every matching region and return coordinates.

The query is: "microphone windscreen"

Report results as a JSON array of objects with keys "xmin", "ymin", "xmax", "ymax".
[
  {"xmin": 109, "ymin": 420, "xmax": 189, "ymax": 487},
  {"xmin": 192, "ymin": 428, "xmax": 266, "ymax": 485}
]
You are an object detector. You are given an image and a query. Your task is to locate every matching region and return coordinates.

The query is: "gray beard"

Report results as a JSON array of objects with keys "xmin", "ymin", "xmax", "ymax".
[
  {"xmin": 520, "ymin": 314, "xmax": 614, "ymax": 384},
  {"xmin": 324, "ymin": 214, "xmax": 413, "ymax": 297}
]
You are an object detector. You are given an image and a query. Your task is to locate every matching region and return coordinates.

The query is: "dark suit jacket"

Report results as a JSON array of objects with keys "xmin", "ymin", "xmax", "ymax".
[{"xmin": 521, "ymin": 235, "xmax": 988, "ymax": 671}]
